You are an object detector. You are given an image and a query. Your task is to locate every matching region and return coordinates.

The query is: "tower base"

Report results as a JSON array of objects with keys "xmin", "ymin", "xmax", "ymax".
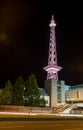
[{"xmin": 44, "ymin": 79, "xmax": 65, "ymax": 107}]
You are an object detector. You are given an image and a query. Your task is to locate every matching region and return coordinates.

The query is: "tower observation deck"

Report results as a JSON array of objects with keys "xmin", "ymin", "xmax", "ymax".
[{"xmin": 43, "ymin": 15, "xmax": 62, "ymax": 80}]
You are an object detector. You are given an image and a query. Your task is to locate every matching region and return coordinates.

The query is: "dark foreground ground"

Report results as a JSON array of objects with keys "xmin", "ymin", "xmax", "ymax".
[{"xmin": 0, "ymin": 121, "xmax": 83, "ymax": 130}]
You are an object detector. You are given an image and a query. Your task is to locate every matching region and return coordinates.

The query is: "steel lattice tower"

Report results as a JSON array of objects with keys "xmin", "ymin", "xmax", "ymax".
[{"xmin": 43, "ymin": 15, "xmax": 62, "ymax": 80}]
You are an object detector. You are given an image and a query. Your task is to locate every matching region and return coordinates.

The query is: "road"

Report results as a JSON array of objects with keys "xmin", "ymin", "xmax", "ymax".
[{"xmin": 0, "ymin": 121, "xmax": 83, "ymax": 130}]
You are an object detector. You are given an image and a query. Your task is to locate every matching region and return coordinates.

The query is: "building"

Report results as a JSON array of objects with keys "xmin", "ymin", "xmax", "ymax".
[
  {"xmin": 65, "ymin": 84, "xmax": 83, "ymax": 103},
  {"xmin": 64, "ymin": 85, "xmax": 70, "ymax": 92},
  {"xmin": 43, "ymin": 16, "xmax": 65, "ymax": 107},
  {"xmin": 39, "ymin": 88, "xmax": 50, "ymax": 107}
]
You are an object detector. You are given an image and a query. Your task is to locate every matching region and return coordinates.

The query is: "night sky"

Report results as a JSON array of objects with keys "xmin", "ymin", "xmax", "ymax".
[{"xmin": 0, "ymin": 0, "xmax": 83, "ymax": 87}]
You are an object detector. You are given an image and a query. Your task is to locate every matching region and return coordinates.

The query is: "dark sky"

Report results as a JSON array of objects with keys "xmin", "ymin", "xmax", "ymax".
[{"xmin": 0, "ymin": 0, "xmax": 83, "ymax": 87}]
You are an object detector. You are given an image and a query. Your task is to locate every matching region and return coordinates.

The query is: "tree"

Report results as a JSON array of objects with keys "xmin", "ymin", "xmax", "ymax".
[
  {"xmin": 12, "ymin": 76, "xmax": 25, "ymax": 106},
  {"xmin": 0, "ymin": 80, "xmax": 13, "ymax": 105},
  {"xmin": 24, "ymin": 73, "xmax": 40, "ymax": 106}
]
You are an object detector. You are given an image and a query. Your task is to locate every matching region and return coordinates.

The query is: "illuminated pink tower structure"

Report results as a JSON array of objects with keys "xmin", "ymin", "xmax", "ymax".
[
  {"xmin": 44, "ymin": 15, "xmax": 65, "ymax": 107},
  {"xmin": 44, "ymin": 15, "xmax": 62, "ymax": 80}
]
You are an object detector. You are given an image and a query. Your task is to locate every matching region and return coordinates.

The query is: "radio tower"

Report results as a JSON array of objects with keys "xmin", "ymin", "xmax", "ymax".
[{"xmin": 44, "ymin": 15, "xmax": 62, "ymax": 80}]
